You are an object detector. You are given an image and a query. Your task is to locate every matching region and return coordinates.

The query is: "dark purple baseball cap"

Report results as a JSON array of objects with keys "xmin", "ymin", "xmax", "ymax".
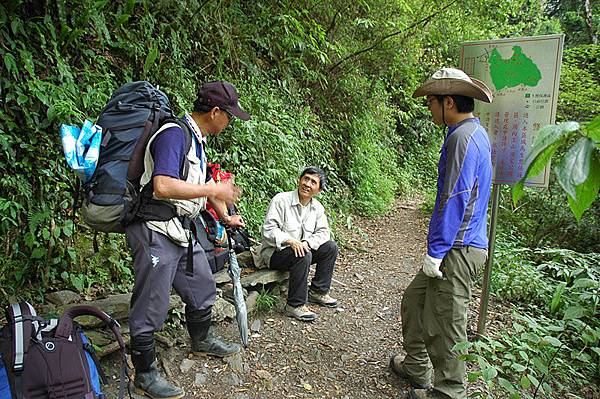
[{"xmin": 194, "ymin": 81, "xmax": 251, "ymax": 121}]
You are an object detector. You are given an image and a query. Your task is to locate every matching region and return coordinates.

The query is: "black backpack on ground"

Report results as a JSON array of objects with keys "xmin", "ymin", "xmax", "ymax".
[
  {"xmin": 229, "ymin": 227, "xmax": 252, "ymax": 255},
  {"xmin": 81, "ymin": 81, "xmax": 192, "ymax": 233},
  {"xmin": 225, "ymin": 204, "xmax": 253, "ymax": 255},
  {"xmin": 194, "ymin": 211, "xmax": 254, "ymax": 273},
  {"xmin": 0, "ymin": 302, "xmax": 128, "ymax": 399}
]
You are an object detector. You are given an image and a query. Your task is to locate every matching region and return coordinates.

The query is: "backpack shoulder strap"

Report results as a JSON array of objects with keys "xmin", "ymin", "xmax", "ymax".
[
  {"xmin": 55, "ymin": 306, "xmax": 129, "ymax": 399},
  {"xmin": 179, "ymin": 120, "xmax": 193, "ymax": 180},
  {"xmin": 153, "ymin": 121, "xmax": 181, "ymax": 136},
  {"xmin": 7, "ymin": 302, "xmax": 39, "ymax": 399},
  {"xmin": 6, "ymin": 302, "xmax": 38, "ymax": 374},
  {"xmin": 145, "ymin": 120, "xmax": 192, "ymax": 179},
  {"xmin": 138, "ymin": 119, "xmax": 193, "ymax": 196}
]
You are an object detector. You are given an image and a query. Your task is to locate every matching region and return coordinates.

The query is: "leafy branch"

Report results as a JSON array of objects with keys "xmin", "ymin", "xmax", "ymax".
[
  {"xmin": 513, "ymin": 115, "xmax": 600, "ymax": 220},
  {"xmin": 328, "ymin": 0, "xmax": 459, "ymax": 73}
]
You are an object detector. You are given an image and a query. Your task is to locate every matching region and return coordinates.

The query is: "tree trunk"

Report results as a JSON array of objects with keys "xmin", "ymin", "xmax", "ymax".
[{"xmin": 583, "ymin": 0, "xmax": 598, "ymax": 44}]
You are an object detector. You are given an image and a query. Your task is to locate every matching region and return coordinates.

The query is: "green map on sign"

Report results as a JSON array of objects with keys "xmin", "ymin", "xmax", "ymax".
[{"xmin": 489, "ymin": 46, "xmax": 542, "ymax": 90}]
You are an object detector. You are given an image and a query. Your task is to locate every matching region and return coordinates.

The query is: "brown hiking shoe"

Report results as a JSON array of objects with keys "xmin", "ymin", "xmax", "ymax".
[
  {"xmin": 285, "ymin": 304, "xmax": 316, "ymax": 322},
  {"xmin": 308, "ymin": 290, "xmax": 338, "ymax": 308},
  {"xmin": 389, "ymin": 354, "xmax": 432, "ymax": 389}
]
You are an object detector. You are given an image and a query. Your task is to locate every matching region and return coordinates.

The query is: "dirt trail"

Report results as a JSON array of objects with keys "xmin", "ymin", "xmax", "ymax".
[{"xmin": 104, "ymin": 198, "xmax": 435, "ymax": 399}]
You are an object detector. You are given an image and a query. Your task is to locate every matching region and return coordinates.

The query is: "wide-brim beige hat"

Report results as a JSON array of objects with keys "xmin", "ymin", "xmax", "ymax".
[{"xmin": 412, "ymin": 68, "xmax": 493, "ymax": 103}]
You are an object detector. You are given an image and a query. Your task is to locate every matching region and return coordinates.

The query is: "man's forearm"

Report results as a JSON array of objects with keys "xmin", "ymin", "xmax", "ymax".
[
  {"xmin": 304, "ymin": 228, "xmax": 330, "ymax": 250},
  {"xmin": 264, "ymin": 228, "xmax": 291, "ymax": 250},
  {"xmin": 209, "ymin": 197, "xmax": 229, "ymax": 220},
  {"xmin": 153, "ymin": 175, "xmax": 213, "ymax": 200}
]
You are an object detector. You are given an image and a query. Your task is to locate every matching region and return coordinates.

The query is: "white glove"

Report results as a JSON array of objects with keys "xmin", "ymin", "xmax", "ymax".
[{"xmin": 423, "ymin": 254, "xmax": 444, "ymax": 279}]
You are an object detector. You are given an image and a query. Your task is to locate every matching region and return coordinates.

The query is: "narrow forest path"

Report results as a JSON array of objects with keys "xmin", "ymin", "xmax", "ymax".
[{"xmin": 104, "ymin": 198, "xmax": 481, "ymax": 399}]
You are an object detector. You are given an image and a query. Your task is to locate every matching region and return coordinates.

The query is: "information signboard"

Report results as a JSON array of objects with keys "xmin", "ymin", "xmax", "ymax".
[{"xmin": 460, "ymin": 35, "xmax": 564, "ymax": 186}]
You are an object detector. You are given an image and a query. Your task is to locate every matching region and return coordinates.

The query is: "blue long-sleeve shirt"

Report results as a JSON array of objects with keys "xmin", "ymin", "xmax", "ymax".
[{"xmin": 427, "ymin": 118, "xmax": 492, "ymax": 259}]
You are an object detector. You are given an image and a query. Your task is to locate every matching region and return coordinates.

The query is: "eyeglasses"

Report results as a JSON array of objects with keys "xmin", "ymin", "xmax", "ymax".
[
  {"xmin": 424, "ymin": 97, "xmax": 436, "ymax": 107},
  {"xmin": 219, "ymin": 108, "xmax": 234, "ymax": 124}
]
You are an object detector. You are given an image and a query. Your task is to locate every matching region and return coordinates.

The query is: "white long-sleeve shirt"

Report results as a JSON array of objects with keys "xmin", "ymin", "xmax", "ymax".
[{"xmin": 260, "ymin": 190, "xmax": 331, "ymax": 266}]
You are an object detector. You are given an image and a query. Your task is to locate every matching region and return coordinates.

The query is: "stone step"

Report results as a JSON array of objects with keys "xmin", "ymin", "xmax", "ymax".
[{"xmin": 214, "ymin": 268, "xmax": 289, "ymax": 287}]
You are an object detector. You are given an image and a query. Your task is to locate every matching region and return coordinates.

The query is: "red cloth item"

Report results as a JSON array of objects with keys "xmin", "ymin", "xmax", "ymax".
[
  {"xmin": 206, "ymin": 163, "xmax": 232, "ymax": 220},
  {"xmin": 208, "ymin": 163, "xmax": 232, "ymax": 183}
]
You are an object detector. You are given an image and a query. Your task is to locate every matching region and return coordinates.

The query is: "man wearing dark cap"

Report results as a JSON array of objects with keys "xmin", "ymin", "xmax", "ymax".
[
  {"xmin": 389, "ymin": 68, "xmax": 493, "ymax": 399},
  {"xmin": 127, "ymin": 81, "xmax": 251, "ymax": 398}
]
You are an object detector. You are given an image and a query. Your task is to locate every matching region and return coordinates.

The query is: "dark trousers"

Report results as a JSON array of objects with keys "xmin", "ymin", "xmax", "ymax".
[
  {"xmin": 125, "ymin": 222, "xmax": 216, "ymax": 337},
  {"xmin": 269, "ymin": 240, "xmax": 338, "ymax": 307}
]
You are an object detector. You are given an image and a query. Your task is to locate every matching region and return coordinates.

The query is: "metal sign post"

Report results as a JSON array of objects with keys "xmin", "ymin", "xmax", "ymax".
[{"xmin": 477, "ymin": 184, "xmax": 500, "ymax": 335}]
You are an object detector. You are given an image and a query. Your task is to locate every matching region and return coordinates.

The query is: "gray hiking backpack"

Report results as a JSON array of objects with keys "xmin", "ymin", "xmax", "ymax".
[{"xmin": 81, "ymin": 81, "xmax": 191, "ymax": 233}]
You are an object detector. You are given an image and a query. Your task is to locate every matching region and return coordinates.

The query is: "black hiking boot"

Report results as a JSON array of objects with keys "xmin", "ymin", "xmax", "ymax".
[
  {"xmin": 134, "ymin": 361, "xmax": 185, "ymax": 399},
  {"xmin": 131, "ymin": 334, "xmax": 184, "ymax": 399},
  {"xmin": 191, "ymin": 328, "xmax": 241, "ymax": 357},
  {"xmin": 186, "ymin": 307, "xmax": 241, "ymax": 357}
]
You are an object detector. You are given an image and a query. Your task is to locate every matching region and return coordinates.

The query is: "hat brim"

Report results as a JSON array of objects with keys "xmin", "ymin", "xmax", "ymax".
[
  {"xmin": 412, "ymin": 77, "xmax": 493, "ymax": 103},
  {"xmin": 226, "ymin": 105, "xmax": 251, "ymax": 121}
]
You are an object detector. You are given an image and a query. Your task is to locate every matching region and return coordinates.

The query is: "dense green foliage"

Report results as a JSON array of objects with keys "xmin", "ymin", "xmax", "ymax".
[
  {"xmin": 0, "ymin": 0, "xmax": 598, "ymax": 397},
  {"xmin": 557, "ymin": 45, "xmax": 600, "ymax": 122},
  {"xmin": 499, "ymin": 182, "xmax": 599, "ymax": 253},
  {"xmin": 544, "ymin": 0, "xmax": 599, "ymax": 47},
  {"xmin": 2, "ymin": 0, "xmax": 557, "ymax": 299},
  {"xmin": 462, "ymin": 242, "xmax": 600, "ymax": 398}
]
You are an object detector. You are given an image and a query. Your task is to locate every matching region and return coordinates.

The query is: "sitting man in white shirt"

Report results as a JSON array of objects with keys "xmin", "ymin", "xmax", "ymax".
[{"xmin": 260, "ymin": 167, "xmax": 339, "ymax": 322}]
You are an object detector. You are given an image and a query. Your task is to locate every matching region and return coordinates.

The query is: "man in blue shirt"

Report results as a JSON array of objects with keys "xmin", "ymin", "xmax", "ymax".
[{"xmin": 390, "ymin": 68, "xmax": 493, "ymax": 399}]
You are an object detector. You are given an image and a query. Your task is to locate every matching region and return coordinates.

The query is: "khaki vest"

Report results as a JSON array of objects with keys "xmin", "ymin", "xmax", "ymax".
[{"xmin": 139, "ymin": 122, "xmax": 207, "ymax": 246}]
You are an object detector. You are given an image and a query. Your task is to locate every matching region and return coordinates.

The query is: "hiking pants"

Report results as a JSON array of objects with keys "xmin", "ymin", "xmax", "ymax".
[
  {"xmin": 126, "ymin": 222, "xmax": 216, "ymax": 337},
  {"xmin": 400, "ymin": 246, "xmax": 487, "ymax": 399},
  {"xmin": 269, "ymin": 240, "xmax": 338, "ymax": 307}
]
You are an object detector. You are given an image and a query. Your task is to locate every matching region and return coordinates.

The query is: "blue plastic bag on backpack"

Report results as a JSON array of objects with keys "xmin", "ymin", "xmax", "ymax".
[
  {"xmin": 80, "ymin": 332, "xmax": 102, "ymax": 397},
  {"xmin": 60, "ymin": 119, "xmax": 102, "ymax": 183},
  {"xmin": 0, "ymin": 354, "xmax": 11, "ymax": 399}
]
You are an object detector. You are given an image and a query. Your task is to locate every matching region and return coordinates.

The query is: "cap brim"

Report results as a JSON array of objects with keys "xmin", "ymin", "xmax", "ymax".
[{"xmin": 228, "ymin": 105, "xmax": 251, "ymax": 121}]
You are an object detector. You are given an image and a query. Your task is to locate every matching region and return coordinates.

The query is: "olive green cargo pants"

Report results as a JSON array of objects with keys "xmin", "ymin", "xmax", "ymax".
[{"xmin": 400, "ymin": 246, "xmax": 487, "ymax": 399}]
